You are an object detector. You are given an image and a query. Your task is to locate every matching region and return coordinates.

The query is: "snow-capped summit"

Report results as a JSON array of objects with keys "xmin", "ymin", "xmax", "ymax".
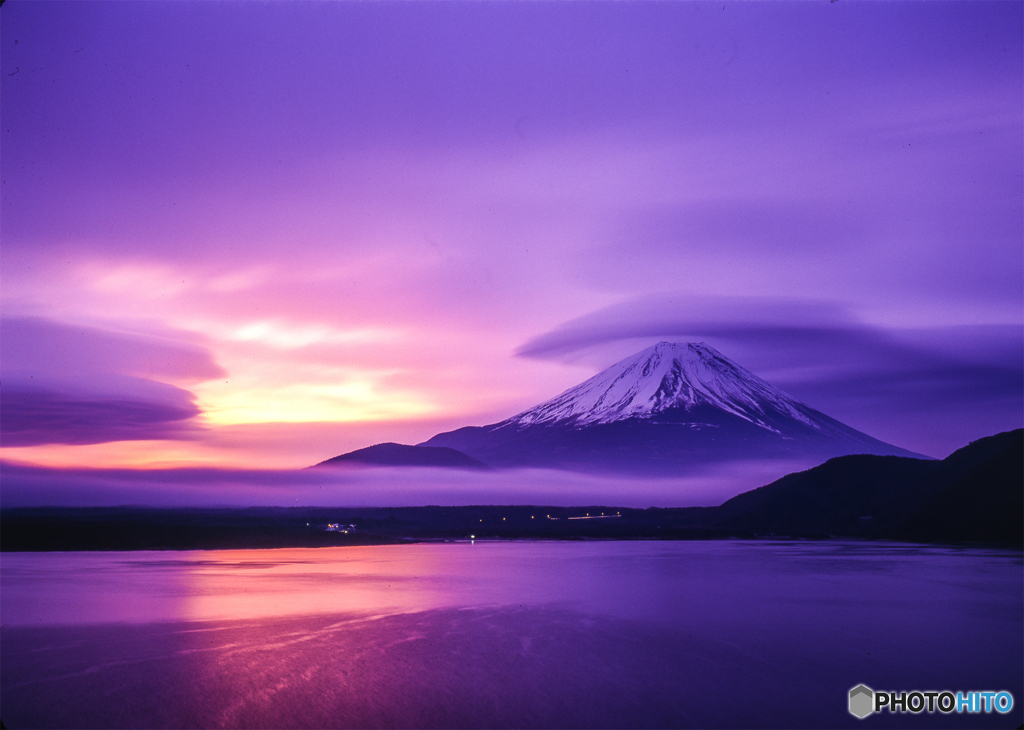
[
  {"xmin": 506, "ymin": 341, "xmax": 815, "ymax": 434},
  {"xmin": 422, "ymin": 341, "xmax": 926, "ymax": 473}
]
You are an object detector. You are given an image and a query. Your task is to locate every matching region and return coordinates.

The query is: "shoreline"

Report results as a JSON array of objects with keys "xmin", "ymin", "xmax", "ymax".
[{"xmin": 3, "ymin": 504, "xmax": 1020, "ymax": 552}]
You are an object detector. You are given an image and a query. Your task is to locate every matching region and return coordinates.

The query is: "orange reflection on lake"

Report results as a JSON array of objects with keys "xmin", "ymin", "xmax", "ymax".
[
  {"xmin": 2, "ymin": 542, "xmax": 580, "ymax": 626},
  {"xmin": 174, "ymin": 545, "xmax": 457, "ymax": 622}
]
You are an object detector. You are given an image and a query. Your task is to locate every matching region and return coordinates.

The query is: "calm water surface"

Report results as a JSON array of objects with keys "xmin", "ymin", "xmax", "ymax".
[{"xmin": 2, "ymin": 540, "xmax": 1021, "ymax": 728}]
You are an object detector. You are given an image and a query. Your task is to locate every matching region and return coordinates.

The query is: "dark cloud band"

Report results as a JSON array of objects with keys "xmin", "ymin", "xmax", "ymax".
[
  {"xmin": 1, "ymin": 316, "xmax": 219, "ymax": 445},
  {"xmin": 1, "ymin": 386, "xmax": 202, "ymax": 446}
]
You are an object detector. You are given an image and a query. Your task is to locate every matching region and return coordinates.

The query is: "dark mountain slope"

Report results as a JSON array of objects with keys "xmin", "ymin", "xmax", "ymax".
[
  {"xmin": 713, "ymin": 455, "xmax": 937, "ymax": 537},
  {"xmin": 713, "ymin": 429, "xmax": 1022, "ymax": 543},
  {"xmin": 895, "ymin": 430, "xmax": 1022, "ymax": 544},
  {"xmin": 314, "ymin": 442, "xmax": 491, "ymax": 470}
]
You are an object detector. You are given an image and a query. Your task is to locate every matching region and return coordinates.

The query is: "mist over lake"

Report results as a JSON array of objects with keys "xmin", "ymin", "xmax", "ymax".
[
  {"xmin": 3, "ymin": 540, "xmax": 1020, "ymax": 728},
  {"xmin": 0, "ymin": 460, "xmax": 814, "ymax": 509}
]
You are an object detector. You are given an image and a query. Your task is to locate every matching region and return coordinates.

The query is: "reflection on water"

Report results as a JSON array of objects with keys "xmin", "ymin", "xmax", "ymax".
[
  {"xmin": 4, "ymin": 542, "xmax": 580, "ymax": 624},
  {"xmin": 2, "ymin": 541, "xmax": 1021, "ymax": 728},
  {"xmin": 5, "ymin": 540, "xmax": 1021, "ymax": 628}
]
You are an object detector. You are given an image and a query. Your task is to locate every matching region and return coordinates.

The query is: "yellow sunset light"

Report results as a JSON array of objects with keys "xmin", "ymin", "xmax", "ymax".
[
  {"xmin": 227, "ymin": 321, "xmax": 397, "ymax": 350},
  {"xmin": 196, "ymin": 380, "xmax": 437, "ymax": 426}
]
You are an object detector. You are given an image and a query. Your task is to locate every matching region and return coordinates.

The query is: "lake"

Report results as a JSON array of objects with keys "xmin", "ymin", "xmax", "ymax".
[{"xmin": 2, "ymin": 540, "xmax": 1021, "ymax": 728}]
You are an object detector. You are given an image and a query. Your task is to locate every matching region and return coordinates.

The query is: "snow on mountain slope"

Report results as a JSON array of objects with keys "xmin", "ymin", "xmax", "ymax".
[
  {"xmin": 504, "ymin": 342, "xmax": 816, "ymax": 434},
  {"xmin": 420, "ymin": 341, "xmax": 926, "ymax": 472}
]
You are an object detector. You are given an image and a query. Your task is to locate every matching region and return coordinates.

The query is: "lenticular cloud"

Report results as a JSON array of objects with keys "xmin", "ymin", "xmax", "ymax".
[{"xmin": 0, "ymin": 317, "xmax": 219, "ymax": 445}]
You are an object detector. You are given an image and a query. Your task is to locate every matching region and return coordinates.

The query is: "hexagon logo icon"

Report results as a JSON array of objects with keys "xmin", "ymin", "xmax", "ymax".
[{"xmin": 849, "ymin": 684, "xmax": 874, "ymax": 719}]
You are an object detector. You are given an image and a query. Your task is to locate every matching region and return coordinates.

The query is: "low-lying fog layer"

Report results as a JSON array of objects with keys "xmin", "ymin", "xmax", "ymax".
[{"xmin": 0, "ymin": 458, "xmax": 814, "ymax": 508}]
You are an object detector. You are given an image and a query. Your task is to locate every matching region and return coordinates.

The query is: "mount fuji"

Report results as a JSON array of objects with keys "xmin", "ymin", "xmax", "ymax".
[{"xmin": 418, "ymin": 342, "xmax": 926, "ymax": 473}]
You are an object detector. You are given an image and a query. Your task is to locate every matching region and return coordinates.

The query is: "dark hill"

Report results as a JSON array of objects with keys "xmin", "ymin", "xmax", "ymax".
[
  {"xmin": 713, "ymin": 454, "xmax": 936, "ymax": 537},
  {"xmin": 313, "ymin": 442, "xmax": 491, "ymax": 470},
  {"xmin": 714, "ymin": 429, "xmax": 1022, "ymax": 544},
  {"xmin": 895, "ymin": 430, "xmax": 1022, "ymax": 544}
]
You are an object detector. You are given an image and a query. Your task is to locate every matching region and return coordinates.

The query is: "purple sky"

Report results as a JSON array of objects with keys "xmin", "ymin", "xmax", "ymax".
[{"xmin": 1, "ymin": 1, "xmax": 1021, "ymax": 500}]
